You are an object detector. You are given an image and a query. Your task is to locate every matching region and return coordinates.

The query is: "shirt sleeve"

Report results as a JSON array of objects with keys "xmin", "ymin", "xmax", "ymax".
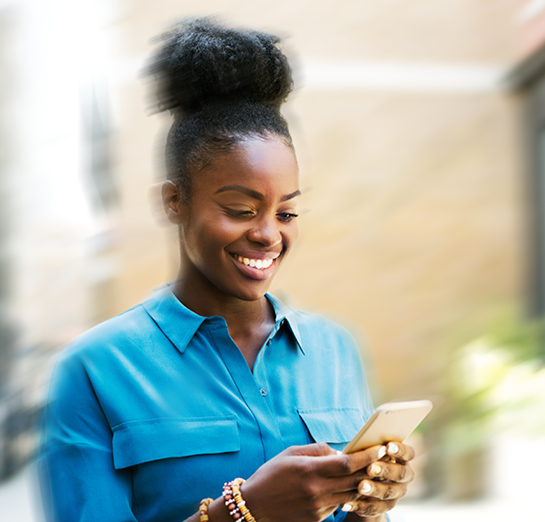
[
  {"xmin": 333, "ymin": 509, "xmax": 347, "ymax": 522},
  {"xmin": 333, "ymin": 511, "xmax": 391, "ymax": 522},
  {"xmin": 38, "ymin": 352, "xmax": 138, "ymax": 522}
]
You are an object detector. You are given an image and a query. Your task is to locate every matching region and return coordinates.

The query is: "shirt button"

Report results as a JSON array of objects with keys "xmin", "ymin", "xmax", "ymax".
[
  {"xmin": 260, "ymin": 387, "xmax": 268, "ymax": 397},
  {"xmin": 266, "ymin": 339, "xmax": 272, "ymax": 346}
]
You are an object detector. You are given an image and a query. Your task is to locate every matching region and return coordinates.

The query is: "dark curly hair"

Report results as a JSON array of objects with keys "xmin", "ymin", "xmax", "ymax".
[{"xmin": 144, "ymin": 17, "xmax": 295, "ymax": 202}]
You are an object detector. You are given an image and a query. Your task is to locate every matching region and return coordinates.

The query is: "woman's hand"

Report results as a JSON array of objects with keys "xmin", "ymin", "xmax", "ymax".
[
  {"xmin": 342, "ymin": 442, "xmax": 416, "ymax": 520},
  {"xmin": 239, "ymin": 442, "xmax": 397, "ymax": 522}
]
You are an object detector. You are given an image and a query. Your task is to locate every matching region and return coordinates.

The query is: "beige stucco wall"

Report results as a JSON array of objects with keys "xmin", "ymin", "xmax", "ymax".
[{"xmin": 280, "ymin": 90, "xmax": 525, "ymax": 399}]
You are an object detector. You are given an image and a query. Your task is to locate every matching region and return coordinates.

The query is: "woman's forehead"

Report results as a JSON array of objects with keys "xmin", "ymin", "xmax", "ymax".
[{"xmin": 196, "ymin": 137, "xmax": 299, "ymax": 193}]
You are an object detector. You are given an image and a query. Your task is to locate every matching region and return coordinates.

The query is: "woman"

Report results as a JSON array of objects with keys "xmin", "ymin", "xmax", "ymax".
[{"xmin": 39, "ymin": 18, "xmax": 416, "ymax": 522}]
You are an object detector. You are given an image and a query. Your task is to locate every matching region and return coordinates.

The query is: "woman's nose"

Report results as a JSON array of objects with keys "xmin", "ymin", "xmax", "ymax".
[{"xmin": 247, "ymin": 215, "xmax": 282, "ymax": 247}]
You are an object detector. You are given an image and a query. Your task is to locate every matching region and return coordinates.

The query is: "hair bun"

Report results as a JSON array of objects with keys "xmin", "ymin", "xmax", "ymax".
[{"xmin": 145, "ymin": 17, "xmax": 293, "ymax": 115}]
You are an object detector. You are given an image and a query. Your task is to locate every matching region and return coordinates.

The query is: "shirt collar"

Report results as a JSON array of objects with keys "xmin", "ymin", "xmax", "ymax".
[
  {"xmin": 265, "ymin": 294, "xmax": 305, "ymax": 355},
  {"xmin": 142, "ymin": 285, "xmax": 305, "ymax": 355},
  {"xmin": 141, "ymin": 285, "xmax": 206, "ymax": 354}
]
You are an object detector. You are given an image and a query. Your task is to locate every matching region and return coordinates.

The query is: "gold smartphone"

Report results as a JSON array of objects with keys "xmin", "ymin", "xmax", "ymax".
[{"xmin": 342, "ymin": 400, "xmax": 433, "ymax": 454}]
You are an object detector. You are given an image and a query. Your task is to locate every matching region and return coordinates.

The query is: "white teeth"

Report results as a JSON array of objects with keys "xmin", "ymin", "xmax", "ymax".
[{"xmin": 235, "ymin": 255, "xmax": 274, "ymax": 270}]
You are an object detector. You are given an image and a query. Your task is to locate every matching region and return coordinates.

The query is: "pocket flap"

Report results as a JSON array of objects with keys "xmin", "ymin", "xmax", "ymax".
[
  {"xmin": 298, "ymin": 408, "xmax": 363, "ymax": 444},
  {"xmin": 112, "ymin": 416, "xmax": 240, "ymax": 469}
]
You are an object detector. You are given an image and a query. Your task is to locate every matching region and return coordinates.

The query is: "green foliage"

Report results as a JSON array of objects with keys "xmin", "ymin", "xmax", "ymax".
[{"xmin": 440, "ymin": 319, "xmax": 545, "ymax": 454}]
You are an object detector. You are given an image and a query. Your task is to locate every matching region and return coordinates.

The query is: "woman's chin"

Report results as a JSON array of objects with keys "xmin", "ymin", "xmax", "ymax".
[
  {"xmin": 233, "ymin": 284, "xmax": 273, "ymax": 303},
  {"xmin": 225, "ymin": 276, "xmax": 276, "ymax": 302}
]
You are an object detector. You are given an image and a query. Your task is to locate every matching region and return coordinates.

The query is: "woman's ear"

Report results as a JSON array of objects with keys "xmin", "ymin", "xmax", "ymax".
[{"xmin": 161, "ymin": 181, "xmax": 186, "ymax": 225}]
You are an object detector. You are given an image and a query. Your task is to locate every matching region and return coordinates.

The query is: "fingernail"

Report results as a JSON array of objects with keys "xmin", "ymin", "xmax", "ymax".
[
  {"xmin": 341, "ymin": 504, "xmax": 353, "ymax": 512},
  {"xmin": 359, "ymin": 481, "xmax": 372, "ymax": 495},
  {"xmin": 336, "ymin": 450, "xmax": 342, "ymax": 455},
  {"xmin": 369, "ymin": 463, "xmax": 382, "ymax": 476},
  {"xmin": 377, "ymin": 446, "xmax": 387, "ymax": 459},
  {"xmin": 387, "ymin": 442, "xmax": 399, "ymax": 455}
]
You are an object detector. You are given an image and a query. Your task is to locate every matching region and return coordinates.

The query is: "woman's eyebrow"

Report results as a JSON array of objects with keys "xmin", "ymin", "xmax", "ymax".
[
  {"xmin": 215, "ymin": 185, "xmax": 263, "ymax": 200},
  {"xmin": 281, "ymin": 189, "xmax": 301, "ymax": 202},
  {"xmin": 215, "ymin": 185, "xmax": 301, "ymax": 202}
]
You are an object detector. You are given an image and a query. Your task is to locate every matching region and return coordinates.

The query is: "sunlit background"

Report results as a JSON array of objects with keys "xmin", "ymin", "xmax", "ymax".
[{"xmin": 1, "ymin": 0, "xmax": 545, "ymax": 520}]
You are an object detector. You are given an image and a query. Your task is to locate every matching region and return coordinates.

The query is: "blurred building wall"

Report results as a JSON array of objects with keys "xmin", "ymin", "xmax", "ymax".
[{"xmin": 0, "ymin": 3, "xmax": 21, "ymax": 478}]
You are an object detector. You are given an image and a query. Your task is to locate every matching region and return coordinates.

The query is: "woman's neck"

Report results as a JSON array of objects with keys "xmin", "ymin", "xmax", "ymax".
[
  {"xmin": 171, "ymin": 273, "xmax": 276, "ymax": 370},
  {"xmin": 172, "ymin": 273, "xmax": 273, "ymax": 320}
]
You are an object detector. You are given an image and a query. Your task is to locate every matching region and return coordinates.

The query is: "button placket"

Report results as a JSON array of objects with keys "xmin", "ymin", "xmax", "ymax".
[{"xmin": 254, "ymin": 337, "xmax": 274, "ymax": 401}]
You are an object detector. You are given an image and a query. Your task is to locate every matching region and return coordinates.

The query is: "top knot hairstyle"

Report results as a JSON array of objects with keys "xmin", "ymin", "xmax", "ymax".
[{"xmin": 144, "ymin": 17, "xmax": 295, "ymax": 202}]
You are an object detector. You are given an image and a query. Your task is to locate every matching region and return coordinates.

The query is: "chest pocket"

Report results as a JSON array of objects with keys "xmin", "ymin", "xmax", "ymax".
[
  {"xmin": 111, "ymin": 416, "xmax": 240, "ymax": 470},
  {"xmin": 298, "ymin": 408, "xmax": 364, "ymax": 452}
]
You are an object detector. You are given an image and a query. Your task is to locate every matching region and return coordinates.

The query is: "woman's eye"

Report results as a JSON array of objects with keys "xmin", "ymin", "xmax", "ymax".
[
  {"xmin": 226, "ymin": 209, "xmax": 255, "ymax": 218},
  {"xmin": 277, "ymin": 212, "xmax": 299, "ymax": 222}
]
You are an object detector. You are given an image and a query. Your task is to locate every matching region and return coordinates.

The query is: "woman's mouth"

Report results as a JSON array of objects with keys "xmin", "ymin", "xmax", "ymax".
[{"xmin": 232, "ymin": 254, "xmax": 275, "ymax": 270}]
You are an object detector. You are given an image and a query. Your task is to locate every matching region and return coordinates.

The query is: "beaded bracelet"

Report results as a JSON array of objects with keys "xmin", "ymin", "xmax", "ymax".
[
  {"xmin": 222, "ymin": 478, "xmax": 256, "ymax": 522},
  {"xmin": 199, "ymin": 497, "xmax": 213, "ymax": 522},
  {"xmin": 222, "ymin": 482, "xmax": 239, "ymax": 520},
  {"xmin": 231, "ymin": 479, "xmax": 256, "ymax": 522}
]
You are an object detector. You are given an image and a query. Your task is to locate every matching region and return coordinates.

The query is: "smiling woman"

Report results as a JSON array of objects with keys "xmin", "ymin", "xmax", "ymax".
[
  {"xmin": 164, "ymin": 136, "xmax": 301, "ymax": 368},
  {"xmin": 38, "ymin": 17, "xmax": 416, "ymax": 522}
]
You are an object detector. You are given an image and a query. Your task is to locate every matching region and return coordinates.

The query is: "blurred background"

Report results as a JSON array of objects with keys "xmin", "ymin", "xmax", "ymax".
[{"xmin": 1, "ymin": 0, "xmax": 545, "ymax": 520}]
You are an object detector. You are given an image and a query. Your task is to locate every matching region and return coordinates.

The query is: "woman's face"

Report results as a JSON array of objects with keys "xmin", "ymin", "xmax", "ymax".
[{"xmin": 174, "ymin": 136, "xmax": 300, "ymax": 303}]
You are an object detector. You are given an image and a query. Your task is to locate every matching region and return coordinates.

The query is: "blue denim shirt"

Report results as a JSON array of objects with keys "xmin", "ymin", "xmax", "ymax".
[{"xmin": 39, "ymin": 286, "xmax": 374, "ymax": 522}]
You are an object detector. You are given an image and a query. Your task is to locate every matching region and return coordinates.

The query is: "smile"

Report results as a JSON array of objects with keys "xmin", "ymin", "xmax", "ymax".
[{"xmin": 232, "ymin": 254, "xmax": 275, "ymax": 270}]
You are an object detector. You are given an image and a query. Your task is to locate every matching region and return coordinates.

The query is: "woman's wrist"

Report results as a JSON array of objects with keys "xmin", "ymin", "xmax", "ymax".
[{"xmin": 206, "ymin": 497, "xmax": 237, "ymax": 522}]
